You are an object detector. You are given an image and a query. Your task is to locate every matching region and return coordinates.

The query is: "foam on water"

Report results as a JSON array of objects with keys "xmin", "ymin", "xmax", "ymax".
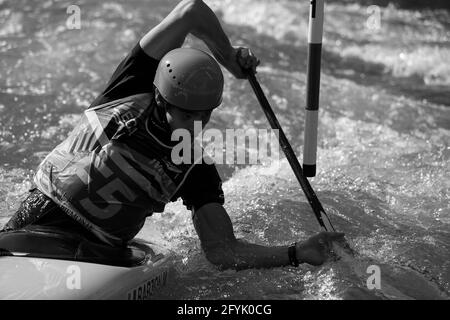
[
  {"xmin": 0, "ymin": 0, "xmax": 449, "ymax": 299},
  {"xmin": 146, "ymin": 116, "xmax": 449, "ymax": 298},
  {"xmin": 212, "ymin": 0, "xmax": 450, "ymax": 103}
]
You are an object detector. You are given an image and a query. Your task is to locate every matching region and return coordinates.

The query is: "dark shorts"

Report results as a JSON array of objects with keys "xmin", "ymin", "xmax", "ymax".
[
  {"xmin": 0, "ymin": 189, "xmax": 148, "ymax": 266},
  {"xmin": 2, "ymin": 188, "xmax": 99, "ymax": 243}
]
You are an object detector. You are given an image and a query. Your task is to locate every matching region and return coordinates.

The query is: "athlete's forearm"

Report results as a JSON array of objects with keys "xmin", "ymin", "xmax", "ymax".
[
  {"xmin": 206, "ymin": 239, "xmax": 294, "ymax": 270},
  {"xmin": 140, "ymin": 0, "xmax": 244, "ymax": 76},
  {"xmin": 185, "ymin": 0, "xmax": 235, "ymax": 71},
  {"xmin": 233, "ymin": 240, "xmax": 293, "ymax": 269},
  {"xmin": 140, "ymin": 0, "xmax": 193, "ymax": 59}
]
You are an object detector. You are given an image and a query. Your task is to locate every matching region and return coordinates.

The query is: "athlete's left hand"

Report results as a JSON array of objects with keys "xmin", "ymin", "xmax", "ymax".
[{"xmin": 296, "ymin": 232, "xmax": 346, "ymax": 266}]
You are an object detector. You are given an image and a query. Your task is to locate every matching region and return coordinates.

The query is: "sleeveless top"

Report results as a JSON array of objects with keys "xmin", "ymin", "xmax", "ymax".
[{"xmin": 34, "ymin": 93, "xmax": 210, "ymax": 246}]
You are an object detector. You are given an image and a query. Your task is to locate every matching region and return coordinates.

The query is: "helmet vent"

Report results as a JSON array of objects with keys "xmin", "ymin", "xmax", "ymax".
[
  {"xmin": 169, "ymin": 69, "xmax": 172, "ymax": 73},
  {"xmin": 166, "ymin": 63, "xmax": 170, "ymax": 67}
]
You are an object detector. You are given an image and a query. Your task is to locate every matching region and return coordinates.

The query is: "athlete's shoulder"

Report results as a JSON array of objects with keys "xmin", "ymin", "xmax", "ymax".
[
  {"xmin": 93, "ymin": 93, "xmax": 154, "ymax": 108},
  {"xmin": 124, "ymin": 93, "xmax": 154, "ymax": 106},
  {"xmin": 87, "ymin": 93, "xmax": 155, "ymax": 118}
]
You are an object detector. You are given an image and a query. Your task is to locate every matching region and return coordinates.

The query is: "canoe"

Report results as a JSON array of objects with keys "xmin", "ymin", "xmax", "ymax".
[{"xmin": 0, "ymin": 226, "xmax": 174, "ymax": 300}]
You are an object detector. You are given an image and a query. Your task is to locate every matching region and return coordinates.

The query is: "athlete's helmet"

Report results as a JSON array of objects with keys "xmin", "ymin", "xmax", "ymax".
[{"xmin": 154, "ymin": 48, "xmax": 224, "ymax": 111}]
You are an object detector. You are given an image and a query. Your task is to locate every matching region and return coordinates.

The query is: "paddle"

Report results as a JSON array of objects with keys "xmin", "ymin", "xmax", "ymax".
[
  {"xmin": 246, "ymin": 73, "xmax": 424, "ymax": 297},
  {"xmin": 246, "ymin": 71, "xmax": 335, "ymax": 233}
]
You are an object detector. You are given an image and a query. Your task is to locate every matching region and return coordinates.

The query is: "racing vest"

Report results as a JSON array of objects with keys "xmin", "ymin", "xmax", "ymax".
[{"xmin": 34, "ymin": 93, "xmax": 203, "ymax": 246}]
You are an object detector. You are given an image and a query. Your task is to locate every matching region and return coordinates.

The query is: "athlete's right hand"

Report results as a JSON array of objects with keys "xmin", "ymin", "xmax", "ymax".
[
  {"xmin": 296, "ymin": 232, "xmax": 346, "ymax": 266},
  {"xmin": 226, "ymin": 46, "xmax": 260, "ymax": 79}
]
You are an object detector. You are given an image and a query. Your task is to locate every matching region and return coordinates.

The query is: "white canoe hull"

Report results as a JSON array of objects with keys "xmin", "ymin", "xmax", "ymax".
[{"xmin": 0, "ymin": 241, "xmax": 174, "ymax": 300}]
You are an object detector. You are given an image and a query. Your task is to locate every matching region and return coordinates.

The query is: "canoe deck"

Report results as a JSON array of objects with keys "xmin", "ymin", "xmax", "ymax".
[{"xmin": 0, "ymin": 226, "xmax": 175, "ymax": 299}]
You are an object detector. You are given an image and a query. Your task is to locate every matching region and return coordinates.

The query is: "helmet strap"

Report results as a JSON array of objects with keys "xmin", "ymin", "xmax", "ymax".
[{"xmin": 153, "ymin": 88, "xmax": 171, "ymax": 129}]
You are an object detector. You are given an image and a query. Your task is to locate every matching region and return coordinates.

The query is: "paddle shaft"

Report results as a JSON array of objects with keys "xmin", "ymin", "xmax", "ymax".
[{"xmin": 247, "ymin": 72, "xmax": 335, "ymax": 232}]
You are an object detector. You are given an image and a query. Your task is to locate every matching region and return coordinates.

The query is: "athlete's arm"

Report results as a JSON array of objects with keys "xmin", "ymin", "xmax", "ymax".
[
  {"xmin": 139, "ymin": 0, "xmax": 258, "ymax": 79},
  {"xmin": 192, "ymin": 202, "xmax": 345, "ymax": 270}
]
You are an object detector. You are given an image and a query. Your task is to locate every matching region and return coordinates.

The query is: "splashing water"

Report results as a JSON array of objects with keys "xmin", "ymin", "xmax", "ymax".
[{"xmin": 0, "ymin": 0, "xmax": 449, "ymax": 299}]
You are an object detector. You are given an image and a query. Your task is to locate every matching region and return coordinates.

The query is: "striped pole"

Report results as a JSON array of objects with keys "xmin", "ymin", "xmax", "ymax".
[{"xmin": 303, "ymin": 0, "xmax": 324, "ymax": 177}]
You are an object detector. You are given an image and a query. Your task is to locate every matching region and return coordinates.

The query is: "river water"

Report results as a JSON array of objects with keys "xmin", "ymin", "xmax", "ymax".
[{"xmin": 0, "ymin": 0, "xmax": 449, "ymax": 299}]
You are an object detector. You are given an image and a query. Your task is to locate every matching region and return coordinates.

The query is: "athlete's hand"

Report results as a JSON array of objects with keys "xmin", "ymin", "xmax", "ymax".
[
  {"xmin": 296, "ymin": 232, "xmax": 346, "ymax": 266},
  {"xmin": 227, "ymin": 46, "xmax": 260, "ymax": 79}
]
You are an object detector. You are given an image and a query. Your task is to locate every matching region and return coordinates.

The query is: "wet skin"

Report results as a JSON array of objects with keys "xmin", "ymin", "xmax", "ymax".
[{"xmin": 166, "ymin": 105, "xmax": 212, "ymax": 137}]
